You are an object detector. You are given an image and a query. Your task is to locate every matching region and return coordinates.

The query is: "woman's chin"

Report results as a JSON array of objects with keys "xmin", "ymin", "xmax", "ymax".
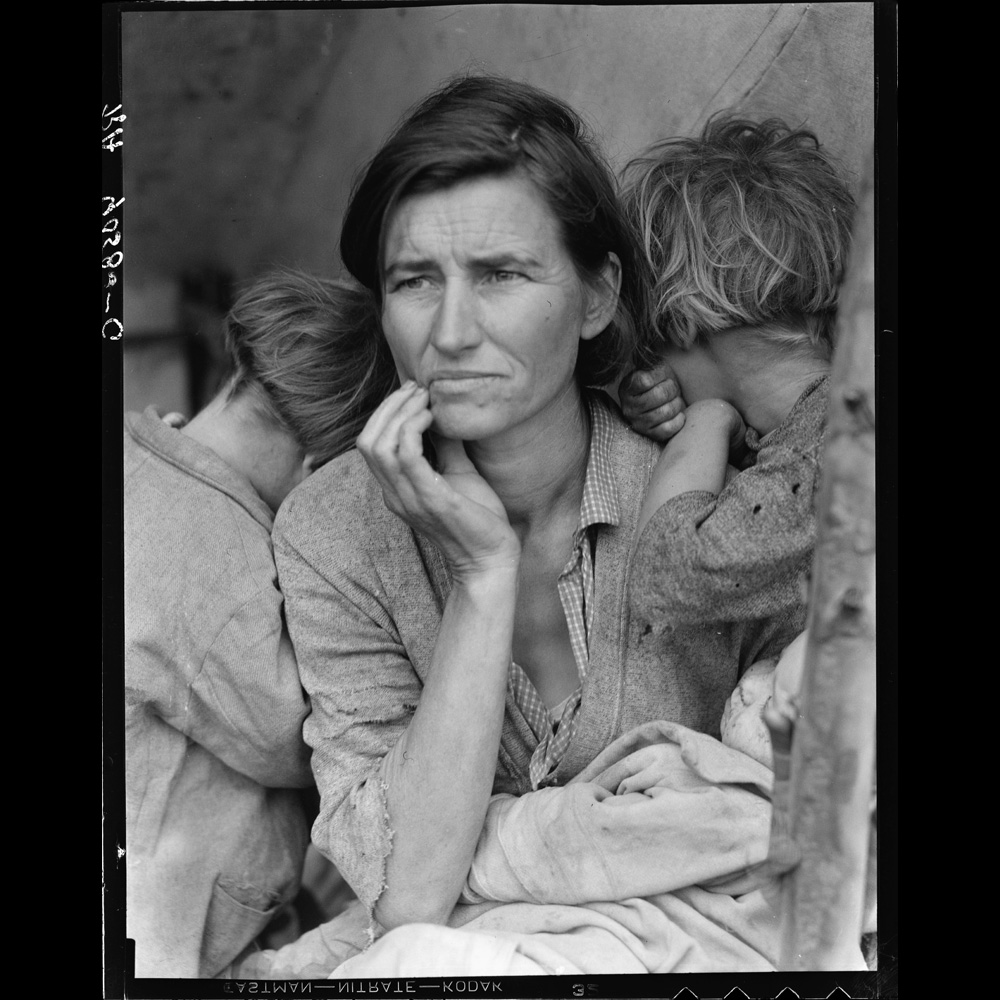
[{"xmin": 429, "ymin": 403, "xmax": 503, "ymax": 442}]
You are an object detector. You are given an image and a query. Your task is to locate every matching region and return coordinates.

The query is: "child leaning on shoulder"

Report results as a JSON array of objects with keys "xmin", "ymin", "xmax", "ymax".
[{"xmin": 618, "ymin": 112, "xmax": 856, "ymax": 704}]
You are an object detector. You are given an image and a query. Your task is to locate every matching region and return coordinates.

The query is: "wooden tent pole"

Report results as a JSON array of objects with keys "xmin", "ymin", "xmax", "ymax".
[{"xmin": 776, "ymin": 147, "xmax": 878, "ymax": 970}]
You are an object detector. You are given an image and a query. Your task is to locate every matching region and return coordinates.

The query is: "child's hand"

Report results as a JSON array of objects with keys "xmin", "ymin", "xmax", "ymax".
[{"xmin": 619, "ymin": 362, "xmax": 686, "ymax": 442}]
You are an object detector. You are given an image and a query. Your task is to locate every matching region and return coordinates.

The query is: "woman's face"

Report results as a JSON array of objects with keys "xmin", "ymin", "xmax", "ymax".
[{"xmin": 380, "ymin": 172, "xmax": 613, "ymax": 443}]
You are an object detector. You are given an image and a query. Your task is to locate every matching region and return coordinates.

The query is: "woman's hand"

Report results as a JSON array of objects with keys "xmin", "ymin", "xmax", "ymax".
[
  {"xmin": 357, "ymin": 381, "xmax": 520, "ymax": 577},
  {"xmin": 355, "ymin": 380, "xmax": 521, "ymax": 929}
]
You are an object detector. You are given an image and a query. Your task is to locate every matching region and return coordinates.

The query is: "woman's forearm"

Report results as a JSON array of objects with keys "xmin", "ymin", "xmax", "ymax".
[{"xmin": 373, "ymin": 564, "xmax": 518, "ymax": 930}]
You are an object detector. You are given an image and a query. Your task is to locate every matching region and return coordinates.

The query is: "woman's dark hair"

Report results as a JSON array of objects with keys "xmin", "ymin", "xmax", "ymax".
[{"xmin": 340, "ymin": 73, "xmax": 644, "ymax": 387}]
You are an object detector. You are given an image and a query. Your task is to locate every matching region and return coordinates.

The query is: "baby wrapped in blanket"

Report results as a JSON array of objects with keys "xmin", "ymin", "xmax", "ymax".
[
  {"xmin": 324, "ymin": 633, "xmax": 875, "ymax": 976},
  {"xmin": 720, "ymin": 630, "xmax": 806, "ymax": 768},
  {"xmin": 233, "ymin": 634, "xmax": 869, "ymax": 977}
]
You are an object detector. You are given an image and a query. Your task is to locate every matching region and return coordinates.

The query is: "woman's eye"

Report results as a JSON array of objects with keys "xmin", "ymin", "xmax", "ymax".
[
  {"xmin": 397, "ymin": 276, "xmax": 428, "ymax": 291},
  {"xmin": 490, "ymin": 270, "xmax": 521, "ymax": 283}
]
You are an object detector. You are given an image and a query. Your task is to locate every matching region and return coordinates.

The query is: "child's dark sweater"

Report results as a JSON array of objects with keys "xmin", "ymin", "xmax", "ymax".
[{"xmin": 628, "ymin": 377, "xmax": 829, "ymax": 690}]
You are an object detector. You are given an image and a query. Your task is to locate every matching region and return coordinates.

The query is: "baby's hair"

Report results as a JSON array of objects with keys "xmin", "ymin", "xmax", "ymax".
[
  {"xmin": 623, "ymin": 113, "xmax": 856, "ymax": 361},
  {"xmin": 225, "ymin": 269, "xmax": 397, "ymax": 465}
]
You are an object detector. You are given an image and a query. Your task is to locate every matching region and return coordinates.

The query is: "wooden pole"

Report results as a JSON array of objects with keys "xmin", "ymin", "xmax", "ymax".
[{"xmin": 776, "ymin": 147, "xmax": 877, "ymax": 970}]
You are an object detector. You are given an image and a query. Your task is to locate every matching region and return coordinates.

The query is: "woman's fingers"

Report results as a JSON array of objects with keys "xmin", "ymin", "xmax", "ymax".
[
  {"xmin": 356, "ymin": 383, "xmax": 518, "ymax": 568},
  {"xmin": 395, "ymin": 408, "xmax": 437, "ymax": 488},
  {"xmin": 358, "ymin": 383, "xmax": 435, "ymax": 516},
  {"xmin": 357, "ymin": 381, "xmax": 423, "ymax": 453},
  {"xmin": 364, "ymin": 387, "xmax": 470, "ymax": 514},
  {"xmin": 361, "ymin": 384, "xmax": 431, "ymax": 478},
  {"xmin": 372, "ymin": 385, "xmax": 431, "ymax": 462}
]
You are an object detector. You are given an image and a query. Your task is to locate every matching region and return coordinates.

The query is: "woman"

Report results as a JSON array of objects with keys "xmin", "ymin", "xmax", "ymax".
[
  {"xmin": 272, "ymin": 75, "xmax": 737, "ymax": 937},
  {"xmin": 124, "ymin": 270, "xmax": 394, "ymax": 977}
]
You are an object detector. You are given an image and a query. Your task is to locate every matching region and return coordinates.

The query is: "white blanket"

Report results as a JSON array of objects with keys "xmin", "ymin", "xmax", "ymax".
[{"xmin": 333, "ymin": 721, "xmax": 865, "ymax": 975}]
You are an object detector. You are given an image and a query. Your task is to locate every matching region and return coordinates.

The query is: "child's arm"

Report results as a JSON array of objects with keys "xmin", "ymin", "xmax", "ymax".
[
  {"xmin": 619, "ymin": 362, "xmax": 686, "ymax": 442},
  {"xmin": 635, "ymin": 398, "xmax": 746, "ymax": 538},
  {"xmin": 628, "ymin": 386, "xmax": 823, "ymax": 628}
]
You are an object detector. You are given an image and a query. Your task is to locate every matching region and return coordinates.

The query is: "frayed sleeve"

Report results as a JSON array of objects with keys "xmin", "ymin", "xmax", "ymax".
[
  {"xmin": 273, "ymin": 517, "xmax": 422, "ymax": 919},
  {"xmin": 629, "ymin": 443, "xmax": 820, "ymax": 627}
]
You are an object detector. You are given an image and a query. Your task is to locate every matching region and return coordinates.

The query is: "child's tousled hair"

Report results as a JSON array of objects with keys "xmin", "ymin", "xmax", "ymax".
[
  {"xmin": 225, "ymin": 269, "xmax": 397, "ymax": 465},
  {"xmin": 622, "ymin": 113, "xmax": 856, "ymax": 364}
]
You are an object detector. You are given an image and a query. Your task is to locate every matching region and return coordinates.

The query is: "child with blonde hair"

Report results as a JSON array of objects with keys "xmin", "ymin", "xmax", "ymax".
[{"xmin": 619, "ymin": 113, "xmax": 856, "ymax": 723}]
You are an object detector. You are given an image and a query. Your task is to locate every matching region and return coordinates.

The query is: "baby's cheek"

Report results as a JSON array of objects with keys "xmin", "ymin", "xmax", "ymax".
[
  {"xmin": 720, "ymin": 692, "xmax": 740, "ymax": 738},
  {"xmin": 722, "ymin": 704, "xmax": 774, "ymax": 769}
]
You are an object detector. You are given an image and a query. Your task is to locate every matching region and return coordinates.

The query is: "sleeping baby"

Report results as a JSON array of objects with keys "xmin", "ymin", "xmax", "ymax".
[{"xmin": 720, "ymin": 630, "xmax": 807, "ymax": 768}]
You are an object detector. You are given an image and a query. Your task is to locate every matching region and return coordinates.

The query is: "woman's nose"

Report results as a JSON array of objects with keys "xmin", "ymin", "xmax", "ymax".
[{"xmin": 429, "ymin": 281, "xmax": 481, "ymax": 354}]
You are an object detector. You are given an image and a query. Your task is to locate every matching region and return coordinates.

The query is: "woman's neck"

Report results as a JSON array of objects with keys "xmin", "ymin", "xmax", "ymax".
[{"xmin": 464, "ymin": 384, "xmax": 591, "ymax": 535}]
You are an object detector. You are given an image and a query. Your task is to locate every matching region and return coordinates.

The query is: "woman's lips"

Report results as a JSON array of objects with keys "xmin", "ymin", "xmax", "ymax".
[{"xmin": 427, "ymin": 373, "xmax": 500, "ymax": 393}]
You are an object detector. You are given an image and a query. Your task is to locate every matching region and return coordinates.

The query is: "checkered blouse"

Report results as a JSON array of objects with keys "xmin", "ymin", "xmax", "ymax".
[{"xmin": 508, "ymin": 395, "xmax": 620, "ymax": 789}]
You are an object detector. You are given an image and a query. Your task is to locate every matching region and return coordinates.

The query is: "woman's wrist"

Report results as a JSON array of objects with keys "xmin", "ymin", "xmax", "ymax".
[{"xmin": 450, "ymin": 551, "xmax": 521, "ymax": 592}]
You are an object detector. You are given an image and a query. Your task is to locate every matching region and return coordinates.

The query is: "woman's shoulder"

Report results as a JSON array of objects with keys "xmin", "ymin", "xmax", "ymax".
[
  {"xmin": 586, "ymin": 388, "xmax": 662, "ymax": 505},
  {"xmin": 273, "ymin": 448, "xmax": 410, "ymax": 557},
  {"xmin": 291, "ymin": 447, "xmax": 374, "ymax": 505},
  {"xmin": 588, "ymin": 389, "xmax": 661, "ymax": 457}
]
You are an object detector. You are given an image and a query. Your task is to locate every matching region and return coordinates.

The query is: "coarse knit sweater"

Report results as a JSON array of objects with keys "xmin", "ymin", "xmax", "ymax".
[
  {"xmin": 272, "ymin": 391, "xmax": 748, "ymax": 918},
  {"xmin": 628, "ymin": 376, "xmax": 830, "ymax": 679},
  {"xmin": 124, "ymin": 407, "xmax": 313, "ymax": 978}
]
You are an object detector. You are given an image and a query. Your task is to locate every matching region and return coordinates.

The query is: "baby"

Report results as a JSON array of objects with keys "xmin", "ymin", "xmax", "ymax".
[
  {"xmin": 721, "ymin": 629, "xmax": 878, "ymax": 947},
  {"xmin": 720, "ymin": 630, "xmax": 806, "ymax": 768}
]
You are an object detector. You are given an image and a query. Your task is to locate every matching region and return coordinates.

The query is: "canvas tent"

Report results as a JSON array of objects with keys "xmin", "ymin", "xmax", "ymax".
[{"xmin": 121, "ymin": 3, "xmax": 878, "ymax": 336}]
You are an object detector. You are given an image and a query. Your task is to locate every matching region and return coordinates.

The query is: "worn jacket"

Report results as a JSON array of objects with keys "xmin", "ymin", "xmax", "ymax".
[
  {"xmin": 628, "ymin": 377, "xmax": 829, "ymax": 663},
  {"xmin": 124, "ymin": 407, "xmax": 313, "ymax": 978},
  {"xmin": 273, "ymin": 392, "xmax": 752, "ymax": 918}
]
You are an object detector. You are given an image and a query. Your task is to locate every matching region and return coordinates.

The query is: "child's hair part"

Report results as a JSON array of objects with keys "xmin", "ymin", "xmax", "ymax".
[
  {"xmin": 225, "ymin": 269, "xmax": 397, "ymax": 465},
  {"xmin": 623, "ymin": 113, "xmax": 856, "ymax": 362}
]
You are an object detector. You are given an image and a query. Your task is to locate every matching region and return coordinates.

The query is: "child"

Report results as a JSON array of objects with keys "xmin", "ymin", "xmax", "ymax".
[
  {"xmin": 618, "ymin": 114, "xmax": 856, "ymax": 697},
  {"xmin": 124, "ymin": 270, "xmax": 395, "ymax": 977}
]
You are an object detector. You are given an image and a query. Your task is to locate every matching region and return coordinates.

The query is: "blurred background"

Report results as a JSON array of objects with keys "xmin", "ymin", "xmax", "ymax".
[{"xmin": 121, "ymin": 3, "xmax": 875, "ymax": 418}]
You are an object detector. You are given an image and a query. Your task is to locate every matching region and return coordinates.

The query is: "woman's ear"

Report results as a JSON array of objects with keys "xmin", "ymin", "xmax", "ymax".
[{"xmin": 580, "ymin": 252, "xmax": 622, "ymax": 342}]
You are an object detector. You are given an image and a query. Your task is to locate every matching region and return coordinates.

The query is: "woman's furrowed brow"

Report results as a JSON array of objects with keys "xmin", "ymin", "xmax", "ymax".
[
  {"xmin": 385, "ymin": 251, "xmax": 545, "ymax": 277},
  {"xmin": 469, "ymin": 251, "xmax": 545, "ymax": 271},
  {"xmin": 384, "ymin": 257, "xmax": 439, "ymax": 279}
]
